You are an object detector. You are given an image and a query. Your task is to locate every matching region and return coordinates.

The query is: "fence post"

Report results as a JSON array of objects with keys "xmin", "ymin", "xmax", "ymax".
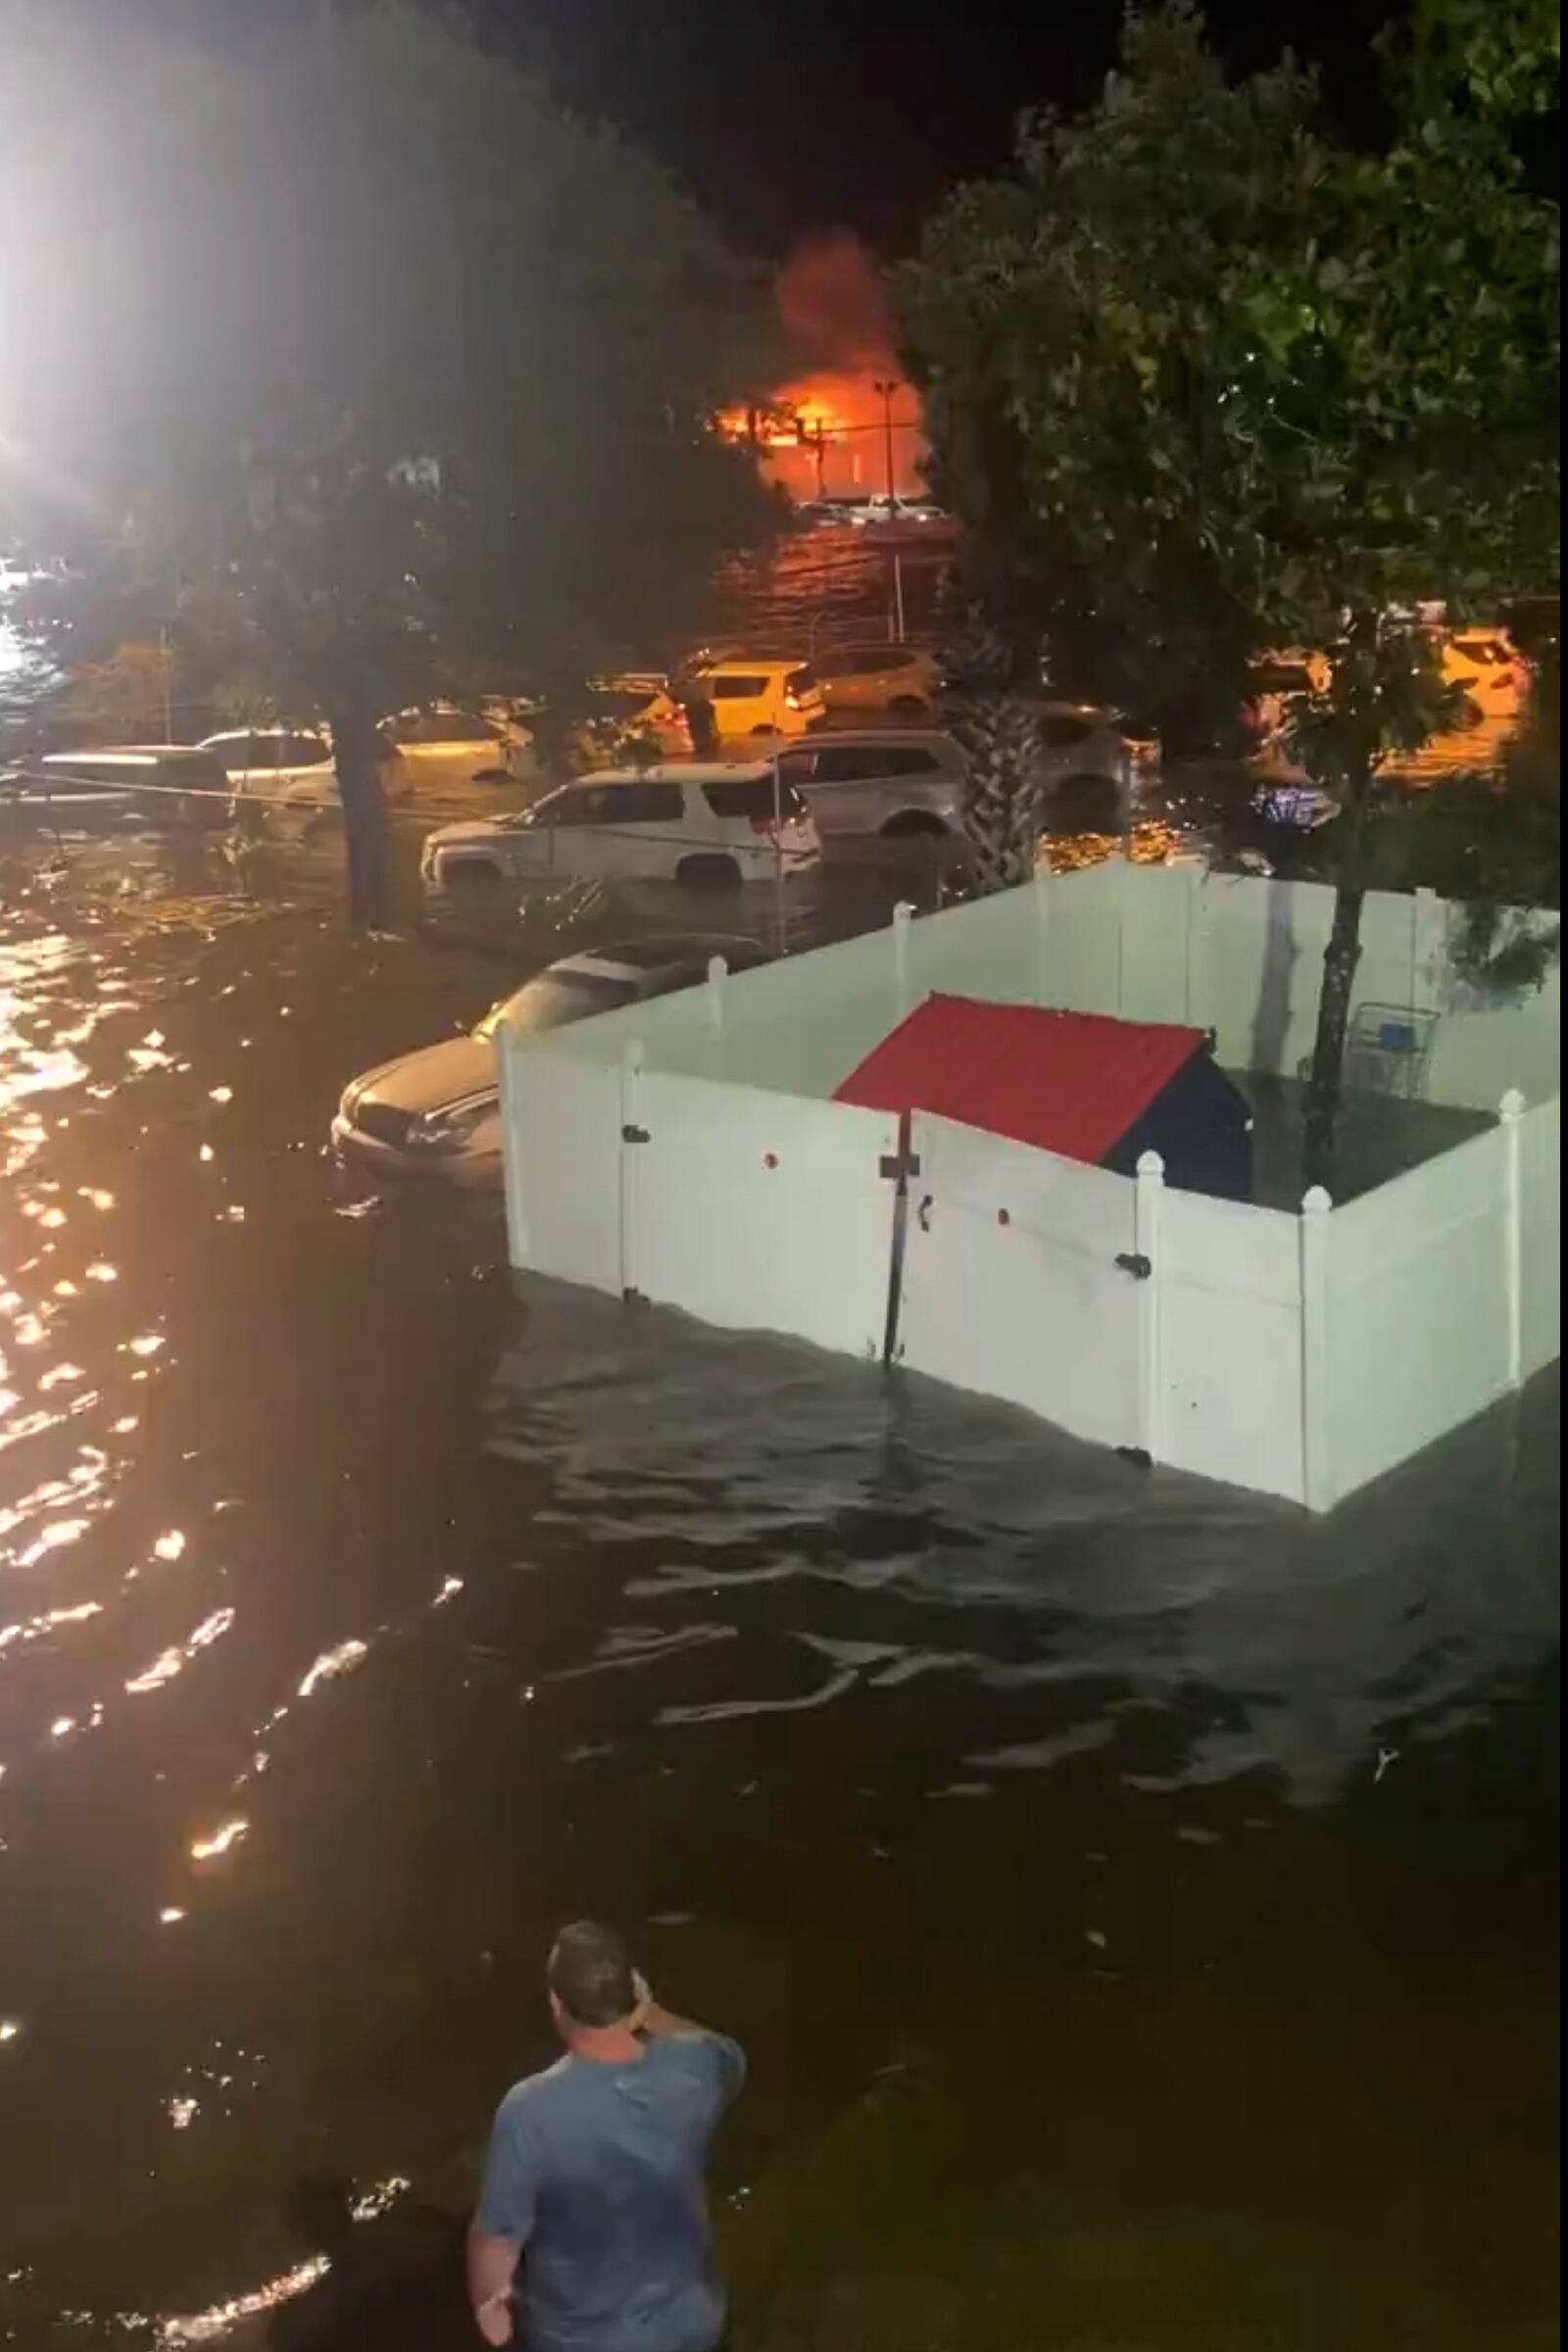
[
  {"xmin": 1298, "ymin": 1185, "xmax": 1333, "ymax": 1510},
  {"xmin": 617, "ymin": 1037, "xmax": 645, "ymax": 1298},
  {"xmin": 892, "ymin": 900, "xmax": 914, "ymax": 1013},
  {"xmin": 495, "ymin": 1012, "xmax": 528, "ymax": 1270},
  {"xmin": 1499, "ymin": 1087, "xmax": 1525, "ymax": 1387},
  {"xmin": 1033, "ymin": 866, "xmax": 1052, "ymax": 1006},
  {"xmin": 1412, "ymin": 887, "xmax": 1444, "ymax": 1013},
  {"xmin": 706, "ymin": 954, "xmax": 727, "ymax": 1068},
  {"xmin": 1135, "ymin": 1152, "xmax": 1165, "ymax": 1464}
]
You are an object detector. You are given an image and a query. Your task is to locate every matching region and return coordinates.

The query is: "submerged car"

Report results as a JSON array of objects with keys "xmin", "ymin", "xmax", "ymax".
[
  {"xmin": 848, "ymin": 494, "xmax": 950, "ymax": 527},
  {"xmin": 199, "ymin": 725, "xmax": 414, "ymax": 812},
  {"xmin": 1435, "ymin": 628, "xmax": 1530, "ymax": 724},
  {"xmin": 781, "ymin": 708, "xmax": 1158, "ymax": 845},
  {"xmin": 419, "ymin": 761, "xmax": 820, "ymax": 891},
  {"xmin": 381, "ymin": 704, "xmax": 530, "ymax": 784},
  {"xmin": 677, "ymin": 659, "xmax": 825, "ymax": 741},
  {"xmin": 0, "ymin": 745, "xmax": 234, "ymax": 830},
  {"xmin": 812, "ymin": 642, "xmax": 940, "ymax": 722},
  {"xmin": 331, "ymin": 935, "xmax": 772, "ymax": 1181}
]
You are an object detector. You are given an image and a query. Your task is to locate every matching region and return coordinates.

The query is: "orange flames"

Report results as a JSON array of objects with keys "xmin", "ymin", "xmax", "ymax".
[
  {"xmin": 715, "ymin": 371, "xmax": 925, "ymax": 496},
  {"xmin": 717, "ymin": 233, "xmax": 927, "ymax": 501}
]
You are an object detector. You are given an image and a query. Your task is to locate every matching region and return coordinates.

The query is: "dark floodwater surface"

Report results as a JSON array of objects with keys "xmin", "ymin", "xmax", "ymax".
[{"xmin": 0, "ymin": 850, "xmax": 1558, "ymax": 2349}]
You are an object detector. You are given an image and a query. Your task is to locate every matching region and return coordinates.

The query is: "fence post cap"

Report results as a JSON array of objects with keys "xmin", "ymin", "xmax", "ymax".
[
  {"xmin": 1135, "ymin": 1150, "xmax": 1165, "ymax": 1179},
  {"xmin": 1498, "ymin": 1086, "xmax": 1526, "ymax": 1119},
  {"xmin": 892, "ymin": 900, "xmax": 914, "ymax": 929},
  {"xmin": 1301, "ymin": 1184, "xmax": 1333, "ymax": 1215},
  {"xmin": 707, "ymin": 954, "xmax": 728, "ymax": 979}
]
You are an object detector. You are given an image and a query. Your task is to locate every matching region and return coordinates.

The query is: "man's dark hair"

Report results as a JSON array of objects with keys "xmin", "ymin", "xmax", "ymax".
[{"xmin": 548, "ymin": 1920, "xmax": 636, "ymax": 2029}]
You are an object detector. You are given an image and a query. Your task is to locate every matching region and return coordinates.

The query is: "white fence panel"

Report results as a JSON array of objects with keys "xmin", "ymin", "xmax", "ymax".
[
  {"xmin": 899, "ymin": 1113, "xmax": 1144, "ymax": 1453},
  {"xmin": 1039, "ymin": 858, "xmax": 1126, "ymax": 1014},
  {"xmin": 1322, "ymin": 1119, "xmax": 1512, "ymax": 1500},
  {"xmin": 626, "ymin": 1073, "xmax": 900, "ymax": 1358},
  {"xmin": 501, "ymin": 1040, "xmax": 626, "ymax": 1292},
  {"xmin": 1517, "ymin": 1096, "xmax": 1560, "ymax": 1379},
  {"xmin": 1155, "ymin": 1189, "xmax": 1306, "ymax": 1502}
]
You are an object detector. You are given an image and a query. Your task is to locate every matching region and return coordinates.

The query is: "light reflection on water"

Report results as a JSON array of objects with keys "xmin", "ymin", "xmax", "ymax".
[{"xmin": 0, "ymin": 836, "xmax": 1556, "ymax": 2346}]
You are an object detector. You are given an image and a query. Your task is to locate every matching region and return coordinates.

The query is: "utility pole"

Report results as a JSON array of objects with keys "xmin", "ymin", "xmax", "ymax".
[{"xmin": 872, "ymin": 379, "xmax": 898, "ymax": 503}]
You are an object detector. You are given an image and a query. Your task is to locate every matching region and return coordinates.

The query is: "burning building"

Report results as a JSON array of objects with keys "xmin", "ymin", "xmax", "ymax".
[{"xmin": 718, "ymin": 234, "xmax": 928, "ymax": 504}]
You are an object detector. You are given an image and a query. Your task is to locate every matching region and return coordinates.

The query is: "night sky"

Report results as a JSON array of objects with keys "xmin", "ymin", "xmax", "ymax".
[{"xmin": 469, "ymin": 0, "xmax": 1396, "ymax": 253}]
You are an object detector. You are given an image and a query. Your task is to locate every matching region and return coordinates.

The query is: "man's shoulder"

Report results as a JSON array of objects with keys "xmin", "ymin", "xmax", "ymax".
[
  {"xmin": 494, "ymin": 2056, "xmax": 576, "ymax": 2128},
  {"xmin": 646, "ymin": 2030, "xmax": 746, "ymax": 2104}
]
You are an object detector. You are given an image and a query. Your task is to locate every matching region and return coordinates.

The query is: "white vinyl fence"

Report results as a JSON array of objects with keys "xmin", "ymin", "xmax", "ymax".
[{"xmin": 500, "ymin": 867, "xmax": 1559, "ymax": 1510}]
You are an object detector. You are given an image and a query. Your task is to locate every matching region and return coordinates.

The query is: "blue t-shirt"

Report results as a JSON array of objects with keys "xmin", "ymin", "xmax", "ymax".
[{"xmin": 476, "ymin": 2032, "xmax": 745, "ymax": 2352}]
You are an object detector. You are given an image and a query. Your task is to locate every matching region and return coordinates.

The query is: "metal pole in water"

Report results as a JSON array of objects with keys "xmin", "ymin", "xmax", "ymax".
[{"xmin": 772, "ymin": 744, "xmax": 787, "ymax": 958}]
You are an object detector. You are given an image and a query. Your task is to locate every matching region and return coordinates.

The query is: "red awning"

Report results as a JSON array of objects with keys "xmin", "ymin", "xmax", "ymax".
[{"xmin": 833, "ymin": 995, "xmax": 1206, "ymax": 1165}]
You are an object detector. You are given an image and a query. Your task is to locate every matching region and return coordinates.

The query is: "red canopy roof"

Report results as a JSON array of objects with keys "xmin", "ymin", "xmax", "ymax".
[{"xmin": 833, "ymin": 995, "xmax": 1206, "ymax": 1165}]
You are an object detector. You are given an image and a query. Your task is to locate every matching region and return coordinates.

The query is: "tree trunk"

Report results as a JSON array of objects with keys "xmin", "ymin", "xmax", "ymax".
[
  {"xmin": 948, "ymin": 692, "xmax": 1045, "ymax": 893},
  {"xmin": 1301, "ymin": 771, "xmax": 1371, "ymax": 1190},
  {"xmin": 328, "ymin": 704, "xmax": 393, "ymax": 928}
]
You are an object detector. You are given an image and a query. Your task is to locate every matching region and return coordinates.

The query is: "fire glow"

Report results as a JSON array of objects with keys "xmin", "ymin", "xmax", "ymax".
[{"xmin": 715, "ymin": 233, "xmax": 927, "ymax": 500}]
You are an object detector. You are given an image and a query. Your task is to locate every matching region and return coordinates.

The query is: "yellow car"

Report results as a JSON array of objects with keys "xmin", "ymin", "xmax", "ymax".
[
  {"xmin": 680, "ymin": 659, "xmax": 826, "ymax": 741},
  {"xmin": 813, "ymin": 642, "xmax": 940, "ymax": 722},
  {"xmin": 1435, "ymin": 628, "xmax": 1530, "ymax": 725}
]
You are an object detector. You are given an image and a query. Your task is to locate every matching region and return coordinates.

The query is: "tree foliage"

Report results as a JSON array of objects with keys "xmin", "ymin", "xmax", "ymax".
[
  {"xmin": 901, "ymin": 1, "xmax": 1558, "ymax": 1181},
  {"xmin": 0, "ymin": 0, "xmax": 775, "ymax": 914}
]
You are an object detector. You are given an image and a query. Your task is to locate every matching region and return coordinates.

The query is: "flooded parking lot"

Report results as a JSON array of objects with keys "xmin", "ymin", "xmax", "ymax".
[{"xmin": 0, "ymin": 796, "xmax": 1558, "ymax": 2346}]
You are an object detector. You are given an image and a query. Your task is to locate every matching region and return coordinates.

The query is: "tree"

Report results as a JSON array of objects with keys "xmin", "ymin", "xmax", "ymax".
[
  {"xmin": 0, "ymin": 1, "xmax": 775, "ymax": 921},
  {"xmin": 938, "ymin": 612, "xmax": 1048, "ymax": 890},
  {"xmin": 902, "ymin": 2, "xmax": 1559, "ymax": 1183},
  {"xmin": 61, "ymin": 642, "xmax": 176, "ymax": 746}
]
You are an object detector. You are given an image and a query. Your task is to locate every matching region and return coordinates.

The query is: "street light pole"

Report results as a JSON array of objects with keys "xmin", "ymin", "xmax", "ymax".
[{"xmin": 872, "ymin": 379, "xmax": 898, "ymax": 503}]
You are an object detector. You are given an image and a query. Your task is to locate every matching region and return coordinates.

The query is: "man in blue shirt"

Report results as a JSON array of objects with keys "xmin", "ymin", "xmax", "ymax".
[{"xmin": 468, "ymin": 1922, "xmax": 745, "ymax": 2352}]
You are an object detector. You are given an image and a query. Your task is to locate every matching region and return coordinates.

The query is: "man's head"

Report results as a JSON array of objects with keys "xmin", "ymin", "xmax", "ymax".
[{"xmin": 547, "ymin": 1920, "xmax": 638, "ymax": 2038}]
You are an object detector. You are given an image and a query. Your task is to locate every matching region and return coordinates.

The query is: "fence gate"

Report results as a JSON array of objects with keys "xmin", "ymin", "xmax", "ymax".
[
  {"xmin": 622, "ymin": 1068, "xmax": 902, "ymax": 1361},
  {"xmin": 896, "ymin": 1111, "xmax": 1151, "ymax": 1458}
]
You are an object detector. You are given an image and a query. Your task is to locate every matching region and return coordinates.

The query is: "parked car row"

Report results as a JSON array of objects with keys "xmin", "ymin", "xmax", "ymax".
[
  {"xmin": 419, "ymin": 708, "xmax": 1155, "ymax": 893},
  {"xmin": 794, "ymin": 496, "xmax": 952, "ymax": 529}
]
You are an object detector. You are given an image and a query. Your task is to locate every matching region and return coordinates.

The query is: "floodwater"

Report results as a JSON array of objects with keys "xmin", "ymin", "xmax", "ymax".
[{"xmin": 0, "ymin": 820, "xmax": 1559, "ymax": 2349}]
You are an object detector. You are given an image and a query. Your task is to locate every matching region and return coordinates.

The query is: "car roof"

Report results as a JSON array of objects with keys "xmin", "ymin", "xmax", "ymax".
[
  {"xmin": 40, "ymin": 744, "xmax": 212, "ymax": 764},
  {"xmin": 565, "ymin": 760, "xmax": 773, "ymax": 787},
  {"xmin": 549, "ymin": 934, "xmax": 771, "ymax": 977},
  {"xmin": 791, "ymin": 725, "xmax": 956, "ymax": 749},
  {"xmin": 203, "ymin": 725, "xmax": 321, "ymax": 741},
  {"xmin": 693, "ymin": 659, "xmax": 806, "ymax": 677}
]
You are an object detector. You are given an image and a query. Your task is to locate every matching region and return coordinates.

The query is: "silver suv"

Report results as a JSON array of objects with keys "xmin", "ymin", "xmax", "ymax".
[{"xmin": 780, "ymin": 707, "xmax": 1154, "ymax": 843}]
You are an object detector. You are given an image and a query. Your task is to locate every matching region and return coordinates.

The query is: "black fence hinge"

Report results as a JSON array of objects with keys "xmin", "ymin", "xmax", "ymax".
[
  {"xmin": 879, "ymin": 1150, "xmax": 921, "ymax": 1182},
  {"xmin": 1114, "ymin": 1250, "xmax": 1152, "ymax": 1280},
  {"xmin": 621, "ymin": 1123, "xmax": 650, "ymax": 1145}
]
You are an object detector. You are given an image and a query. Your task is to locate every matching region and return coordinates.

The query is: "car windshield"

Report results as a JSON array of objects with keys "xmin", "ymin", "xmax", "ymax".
[{"xmin": 474, "ymin": 968, "xmax": 638, "ymax": 1039}]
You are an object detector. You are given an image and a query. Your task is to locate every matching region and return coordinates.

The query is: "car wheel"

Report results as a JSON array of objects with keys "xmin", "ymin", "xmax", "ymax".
[
  {"xmin": 889, "ymin": 696, "xmax": 930, "ymax": 721},
  {"xmin": 676, "ymin": 853, "xmax": 743, "ymax": 889},
  {"xmin": 880, "ymin": 810, "xmax": 950, "ymax": 840}
]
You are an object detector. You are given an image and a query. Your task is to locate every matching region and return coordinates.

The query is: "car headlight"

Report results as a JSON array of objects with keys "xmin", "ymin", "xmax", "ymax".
[{"xmin": 404, "ymin": 1098, "xmax": 495, "ymax": 1153}]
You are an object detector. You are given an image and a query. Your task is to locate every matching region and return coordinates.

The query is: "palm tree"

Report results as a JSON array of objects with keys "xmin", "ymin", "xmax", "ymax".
[{"xmin": 939, "ymin": 611, "xmax": 1047, "ymax": 893}]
